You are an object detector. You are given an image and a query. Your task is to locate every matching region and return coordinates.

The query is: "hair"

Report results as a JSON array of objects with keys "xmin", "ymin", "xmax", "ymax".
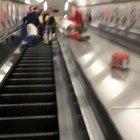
[
  {"xmin": 70, "ymin": 2, "xmax": 77, "ymax": 7},
  {"xmin": 47, "ymin": 7, "xmax": 53, "ymax": 12},
  {"xmin": 29, "ymin": 6, "xmax": 34, "ymax": 9},
  {"xmin": 34, "ymin": 7, "xmax": 38, "ymax": 11}
]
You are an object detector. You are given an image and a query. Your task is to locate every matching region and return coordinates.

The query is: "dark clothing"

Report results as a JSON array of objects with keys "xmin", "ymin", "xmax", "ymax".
[
  {"xmin": 43, "ymin": 13, "xmax": 48, "ymax": 24},
  {"xmin": 47, "ymin": 16, "xmax": 56, "ymax": 26},
  {"xmin": 23, "ymin": 12, "xmax": 40, "ymax": 27},
  {"xmin": 44, "ymin": 15, "xmax": 56, "ymax": 35}
]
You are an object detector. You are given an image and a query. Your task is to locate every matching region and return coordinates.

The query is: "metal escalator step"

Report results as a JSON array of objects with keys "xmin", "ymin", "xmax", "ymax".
[
  {"xmin": 27, "ymin": 48, "xmax": 52, "ymax": 51},
  {"xmin": 10, "ymin": 72, "xmax": 53, "ymax": 78},
  {"xmin": 7, "ymin": 78, "xmax": 54, "ymax": 85},
  {"xmin": 3, "ymin": 84, "xmax": 55, "ymax": 92},
  {"xmin": 23, "ymin": 54, "xmax": 53, "ymax": 57},
  {"xmin": 25, "ymin": 52, "xmax": 52, "ymax": 55},
  {"xmin": 0, "ymin": 132, "xmax": 59, "ymax": 140},
  {"xmin": 24, "ymin": 51, "xmax": 52, "ymax": 53},
  {"xmin": 0, "ymin": 92, "xmax": 54, "ymax": 96},
  {"xmin": 0, "ymin": 115, "xmax": 58, "ymax": 134},
  {"xmin": 14, "ymin": 67, "xmax": 53, "ymax": 73},
  {"xmin": 27, "ymin": 49, "xmax": 52, "ymax": 51},
  {"xmin": 27, "ymin": 47, "xmax": 52, "ymax": 50},
  {"xmin": 18, "ymin": 62, "xmax": 53, "ymax": 65},
  {"xmin": 21, "ymin": 57, "xmax": 52, "ymax": 59},
  {"xmin": 17, "ymin": 63, "xmax": 53, "ymax": 66},
  {"xmin": 0, "ymin": 92, "xmax": 55, "ymax": 104},
  {"xmin": 16, "ymin": 64, "xmax": 53, "ymax": 68},
  {"xmin": 0, "ymin": 103, "xmax": 56, "ymax": 117},
  {"xmin": 19, "ymin": 60, "xmax": 53, "ymax": 63}
]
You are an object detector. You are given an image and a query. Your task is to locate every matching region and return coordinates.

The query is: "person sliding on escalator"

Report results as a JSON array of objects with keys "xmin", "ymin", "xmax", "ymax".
[
  {"xmin": 61, "ymin": 2, "xmax": 90, "ymax": 41},
  {"xmin": 68, "ymin": 2, "xmax": 87, "ymax": 34}
]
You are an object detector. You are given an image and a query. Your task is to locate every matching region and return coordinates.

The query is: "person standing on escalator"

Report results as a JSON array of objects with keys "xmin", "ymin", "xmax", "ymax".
[
  {"xmin": 22, "ymin": 6, "xmax": 40, "ymax": 46},
  {"xmin": 43, "ymin": 8, "xmax": 57, "ymax": 45}
]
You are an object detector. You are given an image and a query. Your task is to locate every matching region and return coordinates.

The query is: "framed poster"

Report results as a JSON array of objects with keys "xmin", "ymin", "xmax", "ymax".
[
  {"xmin": 1, "ymin": 1, "xmax": 9, "ymax": 28},
  {"xmin": 8, "ymin": 2, "xmax": 14, "ymax": 26}
]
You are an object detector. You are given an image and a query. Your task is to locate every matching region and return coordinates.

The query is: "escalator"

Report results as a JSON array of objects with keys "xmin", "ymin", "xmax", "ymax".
[{"xmin": 0, "ymin": 43, "xmax": 59, "ymax": 139}]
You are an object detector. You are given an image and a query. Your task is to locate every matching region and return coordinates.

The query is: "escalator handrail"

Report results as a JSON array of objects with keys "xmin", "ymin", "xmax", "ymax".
[{"xmin": 0, "ymin": 23, "xmax": 22, "ymax": 43}]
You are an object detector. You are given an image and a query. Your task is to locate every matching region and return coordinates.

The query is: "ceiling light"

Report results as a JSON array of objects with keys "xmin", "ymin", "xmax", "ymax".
[
  {"xmin": 64, "ymin": 1, "xmax": 69, "ymax": 11},
  {"xmin": 64, "ymin": 15, "xmax": 67, "ymax": 18},
  {"xmin": 25, "ymin": 0, "xmax": 31, "ymax": 4},
  {"xmin": 35, "ymin": 0, "xmax": 44, "ymax": 3},
  {"xmin": 43, "ymin": 1, "xmax": 48, "ymax": 11}
]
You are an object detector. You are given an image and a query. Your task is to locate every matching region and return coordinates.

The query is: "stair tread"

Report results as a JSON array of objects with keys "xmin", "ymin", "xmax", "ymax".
[
  {"xmin": 0, "ymin": 92, "xmax": 54, "ymax": 96},
  {"xmin": 0, "ymin": 132, "xmax": 58, "ymax": 138},
  {"xmin": 0, "ymin": 115, "xmax": 57, "ymax": 121}
]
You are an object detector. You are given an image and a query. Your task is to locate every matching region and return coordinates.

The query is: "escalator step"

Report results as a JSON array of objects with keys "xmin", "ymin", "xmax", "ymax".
[
  {"xmin": 10, "ymin": 72, "xmax": 53, "ymax": 78},
  {"xmin": 19, "ymin": 60, "xmax": 53, "ymax": 63},
  {"xmin": 0, "ymin": 92, "xmax": 55, "ymax": 103},
  {"xmin": 25, "ymin": 52, "xmax": 52, "ymax": 55},
  {"xmin": 0, "ymin": 103, "xmax": 56, "ymax": 117},
  {"xmin": 14, "ymin": 67, "xmax": 53, "ymax": 73},
  {"xmin": 23, "ymin": 54, "xmax": 53, "ymax": 57},
  {"xmin": 3, "ymin": 84, "xmax": 55, "ymax": 92},
  {"xmin": 0, "ymin": 132, "xmax": 59, "ymax": 140},
  {"xmin": 16, "ymin": 63, "xmax": 53, "ymax": 67},
  {"xmin": 21, "ymin": 57, "xmax": 52, "ymax": 60},
  {"xmin": 15, "ymin": 64, "xmax": 53, "ymax": 68},
  {"xmin": 0, "ymin": 115, "xmax": 58, "ymax": 134},
  {"xmin": 7, "ymin": 78, "xmax": 54, "ymax": 85}
]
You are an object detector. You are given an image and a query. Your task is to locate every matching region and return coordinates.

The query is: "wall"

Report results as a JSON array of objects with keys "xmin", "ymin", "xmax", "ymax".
[
  {"xmin": 0, "ymin": 0, "xmax": 28, "ymax": 32},
  {"xmin": 79, "ymin": 1, "xmax": 140, "ymax": 33}
]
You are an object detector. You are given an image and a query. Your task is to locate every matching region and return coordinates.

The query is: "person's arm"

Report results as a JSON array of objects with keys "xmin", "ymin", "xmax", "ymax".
[{"xmin": 23, "ymin": 15, "xmax": 28, "ymax": 24}]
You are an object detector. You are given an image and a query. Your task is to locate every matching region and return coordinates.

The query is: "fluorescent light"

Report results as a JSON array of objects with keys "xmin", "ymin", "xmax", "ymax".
[
  {"xmin": 64, "ymin": 15, "xmax": 67, "ymax": 18},
  {"xmin": 35, "ymin": 0, "xmax": 44, "ymax": 3},
  {"xmin": 43, "ymin": 1, "xmax": 48, "ymax": 11},
  {"xmin": 64, "ymin": 1, "xmax": 69, "ymax": 11},
  {"xmin": 68, "ymin": 0, "xmax": 73, "ymax": 2},
  {"xmin": 77, "ymin": 0, "xmax": 86, "ymax": 6},
  {"xmin": 25, "ymin": 0, "xmax": 31, "ymax": 4}
]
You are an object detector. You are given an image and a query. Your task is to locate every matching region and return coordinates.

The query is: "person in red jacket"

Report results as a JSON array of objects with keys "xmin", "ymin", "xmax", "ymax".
[
  {"xmin": 62, "ymin": 2, "xmax": 90, "ymax": 41},
  {"xmin": 68, "ymin": 2, "xmax": 85, "ymax": 33}
]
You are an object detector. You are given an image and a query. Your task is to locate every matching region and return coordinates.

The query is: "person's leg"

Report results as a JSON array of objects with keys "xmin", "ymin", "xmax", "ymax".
[{"xmin": 27, "ymin": 36, "xmax": 34, "ymax": 47}]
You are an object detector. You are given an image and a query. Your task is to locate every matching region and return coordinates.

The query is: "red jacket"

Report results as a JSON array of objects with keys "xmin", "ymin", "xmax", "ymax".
[{"xmin": 69, "ymin": 10, "xmax": 83, "ymax": 28}]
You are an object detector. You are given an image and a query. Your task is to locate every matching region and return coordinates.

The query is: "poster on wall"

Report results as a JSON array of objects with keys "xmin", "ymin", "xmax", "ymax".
[
  {"xmin": 1, "ymin": 1, "xmax": 9, "ymax": 28},
  {"xmin": 133, "ymin": 2, "xmax": 140, "ymax": 30},
  {"xmin": 16, "ymin": 4, "xmax": 20, "ymax": 23},
  {"xmin": 18, "ymin": 5, "xmax": 22, "ymax": 21},
  {"xmin": 103, "ymin": 6, "xmax": 110, "ymax": 23},
  {"xmin": 12, "ymin": 3, "xmax": 16, "ymax": 24},
  {"xmin": 8, "ymin": 2, "xmax": 14, "ymax": 26}
]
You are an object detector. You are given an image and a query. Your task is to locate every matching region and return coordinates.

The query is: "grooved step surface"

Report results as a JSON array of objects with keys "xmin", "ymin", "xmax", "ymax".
[
  {"xmin": 0, "ymin": 44, "xmax": 59, "ymax": 139},
  {"xmin": 0, "ymin": 132, "xmax": 59, "ymax": 140}
]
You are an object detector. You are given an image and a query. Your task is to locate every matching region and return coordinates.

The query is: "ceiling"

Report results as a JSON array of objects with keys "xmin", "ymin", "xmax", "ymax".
[{"xmin": 11, "ymin": 0, "xmax": 45, "ymax": 5}]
